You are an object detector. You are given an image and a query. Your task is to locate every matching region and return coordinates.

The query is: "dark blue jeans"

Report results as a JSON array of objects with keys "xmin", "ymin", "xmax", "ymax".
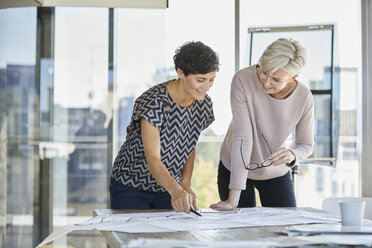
[
  {"xmin": 109, "ymin": 178, "xmax": 172, "ymax": 209},
  {"xmin": 217, "ymin": 160, "xmax": 296, "ymax": 207}
]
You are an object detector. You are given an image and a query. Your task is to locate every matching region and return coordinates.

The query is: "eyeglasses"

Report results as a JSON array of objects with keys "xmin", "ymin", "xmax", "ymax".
[{"xmin": 240, "ymin": 133, "xmax": 273, "ymax": 170}]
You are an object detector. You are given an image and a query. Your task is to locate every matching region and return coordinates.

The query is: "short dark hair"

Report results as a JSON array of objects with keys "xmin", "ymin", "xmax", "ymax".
[{"xmin": 173, "ymin": 41, "xmax": 219, "ymax": 76}]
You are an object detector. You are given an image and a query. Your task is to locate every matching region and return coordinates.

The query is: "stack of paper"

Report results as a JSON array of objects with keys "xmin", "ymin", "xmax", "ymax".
[{"xmin": 284, "ymin": 223, "xmax": 372, "ymax": 247}]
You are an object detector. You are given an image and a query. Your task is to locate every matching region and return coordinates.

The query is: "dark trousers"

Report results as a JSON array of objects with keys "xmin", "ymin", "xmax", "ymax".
[
  {"xmin": 217, "ymin": 160, "xmax": 296, "ymax": 207},
  {"xmin": 109, "ymin": 178, "xmax": 172, "ymax": 209}
]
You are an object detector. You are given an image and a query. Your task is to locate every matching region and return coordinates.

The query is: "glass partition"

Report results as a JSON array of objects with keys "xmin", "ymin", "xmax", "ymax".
[
  {"xmin": 248, "ymin": 30, "xmax": 333, "ymax": 91},
  {"xmin": 0, "ymin": 7, "xmax": 37, "ymax": 248},
  {"xmin": 114, "ymin": 0, "xmax": 235, "ymax": 208},
  {"xmin": 247, "ymin": 27, "xmax": 336, "ymax": 159},
  {"xmin": 0, "ymin": 9, "xmax": 5, "ymax": 247},
  {"xmin": 0, "ymin": 1, "xmax": 363, "ymax": 247},
  {"xmin": 241, "ymin": 0, "xmax": 361, "ymax": 208},
  {"xmin": 52, "ymin": 7, "xmax": 109, "ymax": 247}
]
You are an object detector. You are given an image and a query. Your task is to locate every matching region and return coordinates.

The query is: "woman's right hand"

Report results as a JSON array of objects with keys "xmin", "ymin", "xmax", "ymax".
[
  {"xmin": 210, "ymin": 189, "xmax": 241, "ymax": 211},
  {"xmin": 171, "ymin": 187, "xmax": 193, "ymax": 213},
  {"xmin": 210, "ymin": 200, "xmax": 238, "ymax": 211}
]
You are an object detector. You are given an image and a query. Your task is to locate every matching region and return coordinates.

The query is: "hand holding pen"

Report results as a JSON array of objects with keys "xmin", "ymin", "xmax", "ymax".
[{"xmin": 190, "ymin": 208, "xmax": 202, "ymax": 217}]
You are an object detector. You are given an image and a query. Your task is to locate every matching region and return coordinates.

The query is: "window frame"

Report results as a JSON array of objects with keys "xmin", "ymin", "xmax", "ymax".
[{"xmin": 247, "ymin": 24, "xmax": 337, "ymax": 165}]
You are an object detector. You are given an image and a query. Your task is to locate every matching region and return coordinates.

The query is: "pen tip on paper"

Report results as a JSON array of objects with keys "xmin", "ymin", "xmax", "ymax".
[{"xmin": 190, "ymin": 209, "xmax": 202, "ymax": 217}]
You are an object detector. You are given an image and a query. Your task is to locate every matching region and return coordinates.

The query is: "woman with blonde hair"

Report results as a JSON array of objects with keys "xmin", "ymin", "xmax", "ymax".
[{"xmin": 211, "ymin": 38, "xmax": 313, "ymax": 209}]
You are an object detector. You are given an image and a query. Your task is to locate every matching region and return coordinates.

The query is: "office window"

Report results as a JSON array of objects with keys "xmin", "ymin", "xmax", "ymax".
[
  {"xmin": 332, "ymin": 178, "xmax": 338, "ymax": 195},
  {"xmin": 0, "ymin": 7, "xmax": 37, "ymax": 248},
  {"xmin": 114, "ymin": 0, "xmax": 235, "ymax": 208},
  {"xmin": 316, "ymin": 168, "xmax": 324, "ymax": 191},
  {"xmin": 247, "ymin": 25, "xmax": 336, "ymax": 160},
  {"xmin": 52, "ymin": 7, "xmax": 109, "ymax": 247},
  {"xmin": 1, "ymin": 3, "xmax": 234, "ymax": 246},
  {"xmin": 241, "ymin": 0, "xmax": 361, "ymax": 208},
  {"xmin": 0, "ymin": 1, "xmax": 363, "ymax": 247}
]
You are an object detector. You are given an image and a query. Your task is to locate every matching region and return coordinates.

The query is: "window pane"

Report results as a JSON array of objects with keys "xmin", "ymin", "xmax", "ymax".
[
  {"xmin": 313, "ymin": 94, "xmax": 332, "ymax": 158},
  {"xmin": 241, "ymin": 0, "xmax": 361, "ymax": 208},
  {"xmin": 0, "ymin": 9, "xmax": 6, "ymax": 246},
  {"xmin": 248, "ymin": 29, "xmax": 334, "ymax": 159},
  {"xmin": 0, "ymin": 7, "xmax": 37, "ymax": 247},
  {"xmin": 114, "ymin": 0, "xmax": 234, "ymax": 208},
  {"xmin": 53, "ymin": 7, "xmax": 108, "ymax": 247},
  {"xmin": 249, "ymin": 30, "xmax": 333, "ymax": 90},
  {"xmin": 114, "ymin": 8, "xmax": 168, "ymax": 150}
]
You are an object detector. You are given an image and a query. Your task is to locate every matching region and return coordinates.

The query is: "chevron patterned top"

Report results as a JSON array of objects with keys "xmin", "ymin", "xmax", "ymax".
[{"xmin": 111, "ymin": 80, "xmax": 215, "ymax": 192}]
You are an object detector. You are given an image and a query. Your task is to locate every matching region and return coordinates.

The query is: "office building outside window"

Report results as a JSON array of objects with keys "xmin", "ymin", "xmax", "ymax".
[{"xmin": 0, "ymin": 0, "xmax": 362, "ymax": 247}]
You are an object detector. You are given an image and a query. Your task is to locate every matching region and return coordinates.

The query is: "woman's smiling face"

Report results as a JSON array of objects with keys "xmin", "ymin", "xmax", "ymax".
[
  {"xmin": 181, "ymin": 70, "xmax": 216, "ymax": 101},
  {"xmin": 256, "ymin": 67, "xmax": 295, "ymax": 96}
]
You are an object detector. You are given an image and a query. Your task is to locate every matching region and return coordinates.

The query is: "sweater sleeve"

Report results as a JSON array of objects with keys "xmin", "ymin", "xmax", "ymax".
[
  {"xmin": 229, "ymin": 74, "xmax": 253, "ymax": 190},
  {"xmin": 290, "ymin": 93, "xmax": 315, "ymax": 164}
]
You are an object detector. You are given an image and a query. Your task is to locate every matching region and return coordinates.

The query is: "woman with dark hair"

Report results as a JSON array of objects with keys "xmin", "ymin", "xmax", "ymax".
[{"xmin": 110, "ymin": 41, "xmax": 219, "ymax": 214}]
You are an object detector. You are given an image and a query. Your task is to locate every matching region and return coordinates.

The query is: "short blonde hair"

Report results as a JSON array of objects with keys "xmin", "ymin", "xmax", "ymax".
[{"xmin": 258, "ymin": 38, "xmax": 308, "ymax": 76}]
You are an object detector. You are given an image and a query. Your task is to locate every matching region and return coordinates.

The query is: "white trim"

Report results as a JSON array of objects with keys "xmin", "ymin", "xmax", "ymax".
[
  {"xmin": 0, "ymin": 0, "xmax": 168, "ymax": 8},
  {"xmin": 361, "ymin": 0, "xmax": 372, "ymax": 197},
  {"xmin": 235, "ymin": 0, "xmax": 240, "ymax": 72},
  {"xmin": 0, "ymin": 0, "xmax": 41, "ymax": 7}
]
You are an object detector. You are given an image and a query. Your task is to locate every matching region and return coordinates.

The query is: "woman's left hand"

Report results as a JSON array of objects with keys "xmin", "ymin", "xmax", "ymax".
[
  {"xmin": 182, "ymin": 185, "xmax": 197, "ymax": 210},
  {"xmin": 269, "ymin": 147, "xmax": 296, "ymax": 166}
]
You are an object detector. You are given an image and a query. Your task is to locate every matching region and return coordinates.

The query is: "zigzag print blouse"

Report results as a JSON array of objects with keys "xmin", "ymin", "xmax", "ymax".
[{"xmin": 111, "ymin": 80, "xmax": 215, "ymax": 192}]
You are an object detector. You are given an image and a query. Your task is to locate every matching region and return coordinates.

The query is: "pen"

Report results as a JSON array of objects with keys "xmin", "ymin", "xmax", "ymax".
[{"xmin": 190, "ymin": 208, "xmax": 202, "ymax": 217}]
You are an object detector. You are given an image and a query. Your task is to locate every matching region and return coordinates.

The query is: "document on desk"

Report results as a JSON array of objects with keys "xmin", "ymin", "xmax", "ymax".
[
  {"xmin": 284, "ymin": 223, "xmax": 372, "ymax": 246},
  {"xmin": 37, "ymin": 207, "xmax": 341, "ymax": 247},
  {"xmin": 123, "ymin": 235, "xmax": 372, "ymax": 248},
  {"xmin": 299, "ymin": 235, "xmax": 372, "ymax": 247},
  {"xmin": 286, "ymin": 222, "xmax": 372, "ymax": 235},
  {"xmin": 122, "ymin": 238, "xmax": 295, "ymax": 248},
  {"xmin": 65, "ymin": 207, "xmax": 341, "ymax": 233},
  {"xmin": 57, "ymin": 207, "xmax": 339, "ymax": 233}
]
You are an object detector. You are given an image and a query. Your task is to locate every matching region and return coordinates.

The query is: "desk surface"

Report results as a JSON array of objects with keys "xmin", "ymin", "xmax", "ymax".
[{"xmin": 93, "ymin": 208, "xmax": 325, "ymax": 248}]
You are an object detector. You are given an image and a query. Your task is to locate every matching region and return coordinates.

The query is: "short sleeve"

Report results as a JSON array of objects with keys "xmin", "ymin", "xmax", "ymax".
[
  {"xmin": 203, "ymin": 110, "xmax": 214, "ymax": 130},
  {"xmin": 132, "ymin": 96, "xmax": 164, "ymax": 131},
  {"xmin": 202, "ymin": 95, "xmax": 215, "ymax": 130}
]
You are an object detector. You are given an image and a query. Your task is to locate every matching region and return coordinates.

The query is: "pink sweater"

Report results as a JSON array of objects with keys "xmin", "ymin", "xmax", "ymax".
[{"xmin": 220, "ymin": 65, "xmax": 314, "ymax": 190}]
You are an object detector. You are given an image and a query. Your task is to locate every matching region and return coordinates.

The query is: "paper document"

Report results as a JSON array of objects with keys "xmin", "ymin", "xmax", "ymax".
[
  {"xmin": 122, "ymin": 236, "xmax": 317, "ymax": 248},
  {"xmin": 299, "ymin": 234, "xmax": 372, "ymax": 247},
  {"xmin": 284, "ymin": 223, "xmax": 372, "ymax": 246},
  {"xmin": 286, "ymin": 223, "xmax": 372, "ymax": 235},
  {"xmin": 36, "ymin": 228, "xmax": 72, "ymax": 248},
  {"xmin": 37, "ymin": 207, "xmax": 341, "ymax": 247}
]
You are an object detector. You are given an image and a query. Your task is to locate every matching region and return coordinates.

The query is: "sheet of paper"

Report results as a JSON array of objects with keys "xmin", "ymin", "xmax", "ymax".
[
  {"xmin": 123, "ymin": 238, "xmax": 280, "ymax": 248},
  {"xmin": 60, "ymin": 207, "xmax": 343, "ymax": 234},
  {"xmin": 299, "ymin": 234, "xmax": 372, "ymax": 246},
  {"xmin": 36, "ymin": 228, "xmax": 73, "ymax": 248},
  {"xmin": 123, "ymin": 236, "xmax": 317, "ymax": 248},
  {"xmin": 36, "ymin": 207, "xmax": 343, "ymax": 246},
  {"xmin": 122, "ymin": 234, "xmax": 372, "ymax": 248},
  {"xmin": 286, "ymin": 223, "xmax": 372, "ymax": 235}
]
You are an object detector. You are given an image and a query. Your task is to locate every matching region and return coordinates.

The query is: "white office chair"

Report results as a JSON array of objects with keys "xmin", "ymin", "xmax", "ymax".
[{"xmin": 322, "ymin": 197, "xmax": 372, "ymax": 220}]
